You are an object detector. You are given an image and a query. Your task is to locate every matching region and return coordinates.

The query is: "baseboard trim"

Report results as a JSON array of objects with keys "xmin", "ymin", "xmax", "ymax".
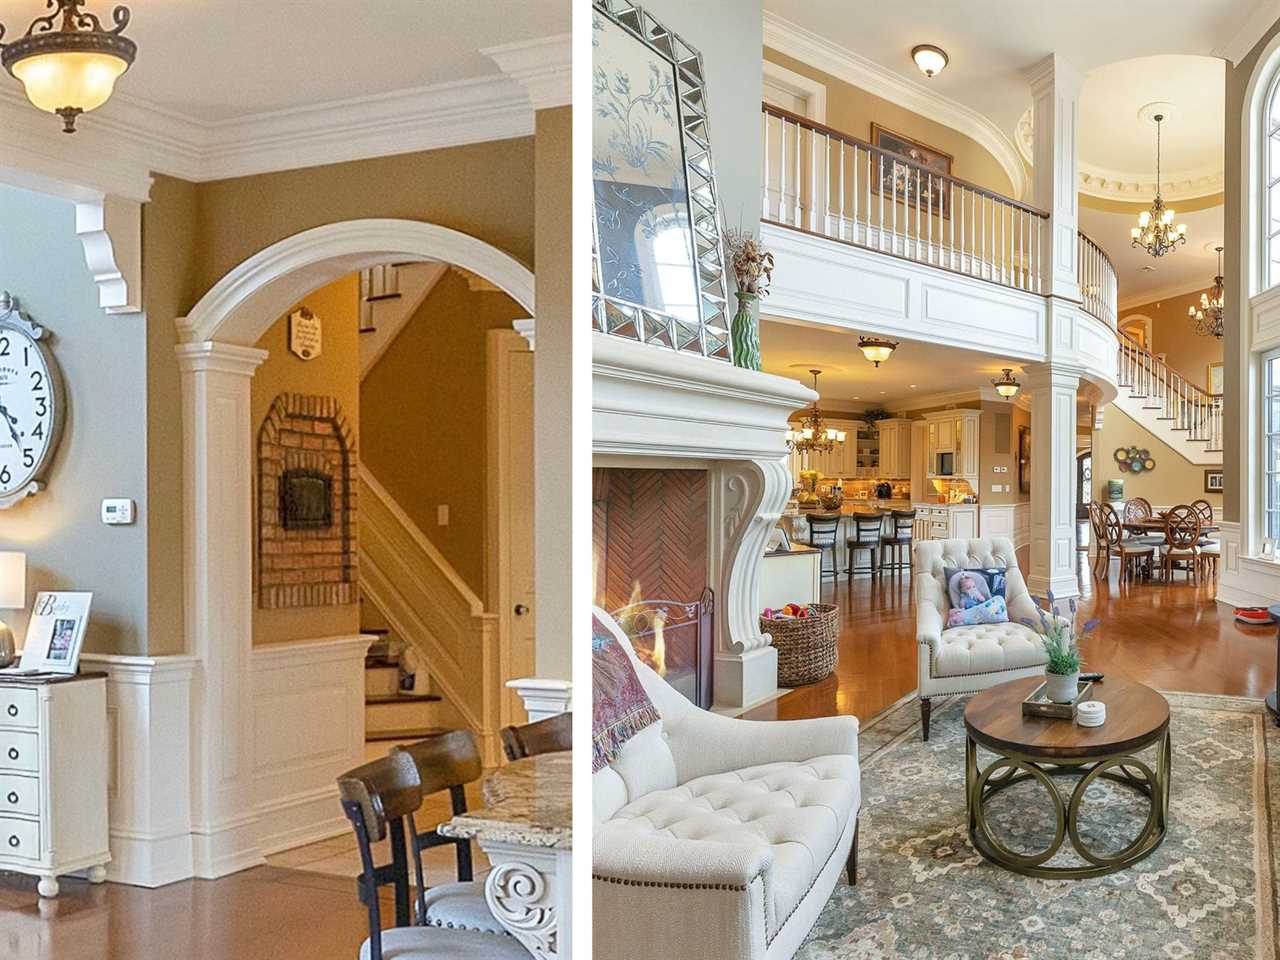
[
  {"xmin": 105, "ymin": 827, "xmax": 194, "ymax": 888},
  {"xmin": 256, "ymin": 783, "xmax": 348, "ymax": 856}
]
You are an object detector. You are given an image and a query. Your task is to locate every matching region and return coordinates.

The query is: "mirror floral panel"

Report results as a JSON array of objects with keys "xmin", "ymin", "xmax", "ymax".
[{"xmin": 591, "ymin": 0, "xmax": 731, "ymax": 361}]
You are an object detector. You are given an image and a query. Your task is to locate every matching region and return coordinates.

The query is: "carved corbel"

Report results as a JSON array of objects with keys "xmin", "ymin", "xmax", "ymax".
[{"xmin": 75, "ymin": 195, "xmax": 142, "ymax": 315}]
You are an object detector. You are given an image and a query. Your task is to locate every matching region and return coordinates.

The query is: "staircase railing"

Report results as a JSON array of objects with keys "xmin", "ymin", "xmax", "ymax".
[
  {"xmin": 761, "ymin": 102, "xmax": 1049, "ymax": 293},
  {"xmin": 357, "ymin": 465, "xmax": 503, "ymax": 763},
  {"xmin": 1077, "ymin": 232, "xmax": 1117, "ymax": 328},
  {"xmin": 1116, "ymin": 330, "xmax": 1223, "ymax": 452}
]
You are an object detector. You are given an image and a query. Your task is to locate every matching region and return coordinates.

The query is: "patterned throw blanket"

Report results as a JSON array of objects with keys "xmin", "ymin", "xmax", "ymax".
[{"xmin": 592, "ymin": 613, "xmax": 661, "ymax": 772}]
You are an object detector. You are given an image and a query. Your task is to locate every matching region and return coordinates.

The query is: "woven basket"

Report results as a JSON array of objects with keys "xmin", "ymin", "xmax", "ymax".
[{"xmin": 761, "ymin": 604, "xmax": 840, "ymax": 686}]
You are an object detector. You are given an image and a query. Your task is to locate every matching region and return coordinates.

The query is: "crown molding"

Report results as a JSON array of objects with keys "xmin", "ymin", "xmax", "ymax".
[
  {"xmin": 1118, "ymin": 279, "xmax": 1213, "ymax": 312},
  {"xmin": 482, "ymin": 34, "xmax": 572, "ymax": 110},
  {"xmin": 763, "ymin": 12, "xmax": 1029, "ymax": 201},
  {"xmin": 1014, "ymin": 108, "xmax": 1225, "ymax": 203},
  {"xmin": 1212, "ymin": 0, "xmax": 1280, "ymax": 66}
]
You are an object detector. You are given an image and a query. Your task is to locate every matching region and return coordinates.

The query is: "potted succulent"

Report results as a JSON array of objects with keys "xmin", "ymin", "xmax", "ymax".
[{"xmin": 1027, "ymin": 594, "xmax": 1099, "ymax": 703}]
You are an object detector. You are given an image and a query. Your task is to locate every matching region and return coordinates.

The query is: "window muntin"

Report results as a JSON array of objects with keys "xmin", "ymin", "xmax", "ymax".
[
  {"xmin": 1265, "ymin": 350, "xmax": 1280, "ymax": 542},
  {"xmin": 1267, "ymin": 75, "xmax": 1280, "ymax": 288}
]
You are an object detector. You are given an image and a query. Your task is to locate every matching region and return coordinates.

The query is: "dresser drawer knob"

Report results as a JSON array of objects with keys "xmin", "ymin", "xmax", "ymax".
[
  {"xmin": 5, "ymin": 792, "xmax": 16, "ymax": 805},
  {"xmin": 7, "ymin": 748, "xmax": 17, "ymax": 761},
  {"xmin": 7, "ymin": 835, "xmax": 17, "ymax": 848},
  {"xmin": 5, "ymin": 704, "xmax": 16, "ymax": 717}
]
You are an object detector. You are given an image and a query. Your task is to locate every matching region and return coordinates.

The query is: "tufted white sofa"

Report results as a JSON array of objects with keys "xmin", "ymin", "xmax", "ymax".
[
  {"xmin": 914, "ymin": 537, "xmax": 1050, "ymax": 740},
  {"xmin": 592, "ymin": 607, "xmax": 861, "ymax": 960}
]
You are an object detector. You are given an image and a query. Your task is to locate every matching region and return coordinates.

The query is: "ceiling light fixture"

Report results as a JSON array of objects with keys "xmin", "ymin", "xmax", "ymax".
[
  {"xmin": 785, "ymin": 369, "xmax": 846, "ymax": 455},
  {"xmin": 992, "ymin": 368, "xmax": 1021, "ymax": 399},
  {"xmin": 0, "ymin": 0, "xmax": 136, "ymax": 133},
  {"xmin": 1130, "ymin": 114, "xmax": 1187, "ymax": 258},
  {"xmin": 858, "ymin": 336, "xmax": 898, "ymax": 367},
  {"xmin": 1188, "ymin": 245, "xmax": 1225, "ymax": 340},
  {"xmin": 911, "ymin": 44, "xmax": 948, "ymax": 79}
]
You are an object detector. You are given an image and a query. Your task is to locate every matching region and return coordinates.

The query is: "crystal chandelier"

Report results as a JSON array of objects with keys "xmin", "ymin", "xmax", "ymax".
[
  {"xmin": 785, "ymin": 370, "xmax": 846, "ymax": 455},
  {"xmin": 1188, "ymin": 245, "xmax": 1224, "ymax": 339},
  {"xmin": 1130, "ymin": 114, "xmax": 1187, "ymax": 258}
]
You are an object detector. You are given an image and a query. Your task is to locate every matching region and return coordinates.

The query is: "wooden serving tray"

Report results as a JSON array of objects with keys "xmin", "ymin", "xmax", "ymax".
[{"xmin": 1021, "ymin": 680, "xmax": 1094, "ymax": 720}]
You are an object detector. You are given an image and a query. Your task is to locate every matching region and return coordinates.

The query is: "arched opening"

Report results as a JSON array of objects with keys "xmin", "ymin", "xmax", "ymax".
[{"xmin": 176, "ymin": 219, "xmax": 534, "ymax": 877}]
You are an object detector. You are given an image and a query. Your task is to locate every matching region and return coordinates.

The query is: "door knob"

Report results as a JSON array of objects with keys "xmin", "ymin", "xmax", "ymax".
[{"xmin": 514, "ymin": 604, "xmax": 529, "ymax": 616}]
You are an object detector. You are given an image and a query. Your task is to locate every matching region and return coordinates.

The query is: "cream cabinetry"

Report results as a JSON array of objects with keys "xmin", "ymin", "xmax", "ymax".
[
  {"xmin": 875, "ymin": 419, "xmax": 912, "ymax": 478},
  {"xmin": 923, "ymin": 409, "xmax": 981, "ymax": 483},
  {"xmin": 0, "ymin": 675, "xmax": 109, "ymax": 897},
  {"xmin": 912, "ymin": 503, "xmax": 980, "ymax": 541}
]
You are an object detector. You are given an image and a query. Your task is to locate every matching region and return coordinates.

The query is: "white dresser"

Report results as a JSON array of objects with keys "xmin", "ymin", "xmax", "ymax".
[{"xmin": 0, "ymin": 674, "xmax": 110, "ymax": 896}]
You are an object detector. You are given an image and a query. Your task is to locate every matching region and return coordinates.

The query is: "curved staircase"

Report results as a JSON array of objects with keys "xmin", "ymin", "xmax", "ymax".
[{"xmin": 1112, "ymin": 332, "xmax": 1223, "ymax": 466}]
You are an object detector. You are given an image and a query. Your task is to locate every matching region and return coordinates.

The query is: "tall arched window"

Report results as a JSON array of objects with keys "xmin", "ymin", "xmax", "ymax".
[{"xmin": 1267, "ymin": 70, "xmax": 1280, "ymax": 289}]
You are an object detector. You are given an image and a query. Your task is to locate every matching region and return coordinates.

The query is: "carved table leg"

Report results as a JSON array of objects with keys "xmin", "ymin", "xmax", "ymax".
[
  {"xmin": 479, "ymin": 840, "xmax": 570, "ymax": 959},
  {"xmin": 37, "ymin": 876, "xmax": 58, "ymax": 898}
]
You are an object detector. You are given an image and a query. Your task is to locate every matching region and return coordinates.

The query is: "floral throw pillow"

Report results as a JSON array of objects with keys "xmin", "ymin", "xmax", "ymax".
[
  {"xmin": 947, "ymin": 595, "xmax": 1010, "ymax": 628},
  {"xmin": 943, "ymin": 567, "xmax": 1008, "ymax": 611}
]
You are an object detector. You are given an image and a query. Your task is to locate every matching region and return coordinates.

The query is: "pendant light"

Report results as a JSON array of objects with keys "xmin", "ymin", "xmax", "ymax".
[
  {"xmin": 992, "ymin": 369, "xmax": 1020, "ymax": 399},
  {"xmin": 785, "ymin": 370, "xmax": 846, "ymax": 455},
  {"xmin": 858, "ymin": 336, "xmax": 898, "ymax": 367},
  {"xmin": 0, "ymin": 0, "xmax": 137, "ymax": 133},
  {"xmin": 1187, "ymin": 246, "xmax": 1225, "ymax": 340},
  {"xmin": 1130, "ymin": 114, "xmax": 1187, "ymax": 258}
]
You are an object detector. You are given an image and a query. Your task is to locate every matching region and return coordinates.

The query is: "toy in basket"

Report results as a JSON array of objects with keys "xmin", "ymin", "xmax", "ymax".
[{"xmin": 761, "ymin": 603, "xmax": 840, "ymax": 686}]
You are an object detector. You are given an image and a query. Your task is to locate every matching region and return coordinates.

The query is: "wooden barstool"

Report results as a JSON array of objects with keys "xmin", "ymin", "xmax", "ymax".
[
  {"xmin": 806, "ymin": 513, "xmax": 842, "ymax": 581},
  {"xmin": 845, "ymin": 514, "xmax": 883, "ymax": 580},
  {"xmin": 879, "ymin": 510, "xmax": 916, "ymax": 574},
  {"xmin": 501, "ymin": 711, "xmax": 572, "ymax": 761}
]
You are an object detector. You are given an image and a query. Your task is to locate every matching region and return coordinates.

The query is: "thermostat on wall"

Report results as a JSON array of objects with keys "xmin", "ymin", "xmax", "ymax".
[{"xmin": 101, "ymin": 499, "xmax": 136, "ymax": 525}]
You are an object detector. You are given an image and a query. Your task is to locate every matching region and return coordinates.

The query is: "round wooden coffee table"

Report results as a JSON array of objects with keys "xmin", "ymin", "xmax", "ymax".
[{"xmin": 964, "ymin": 675, "xmax": 1171, "ymax": 879}]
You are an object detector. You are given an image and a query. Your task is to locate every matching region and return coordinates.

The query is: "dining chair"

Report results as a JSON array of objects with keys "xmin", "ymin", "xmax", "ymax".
[
  {"xmin": 1124, "ymin": 497, "xmax": 1164, "ymax": 545},
  {"xmin": 806, "ymin": 513, "xmax": 842, "ymax": 581},
  {"xmin": 879, "ymin": 510, "xmax": 916, "ymax": 574},
  {"xmin": 1160, "ymin": 504, "xmax": 1202, "ymax": 584},
  {"xmin": 337, "ymin": 753, "xmax": 528, "ymax": 960},
  {"xmin": 1087, "ymin": 502, "xmax": 1108, "ymax": 578},
  {"xmin": 1100, "ymin": 502, "xmax": 1154, "ymax": 583},
  {"xmin": 845, "ymin": 514, "xmax": 883, "ymax": 580},
  {"xmin": 1190, "ymin": 499, "xmax": 1219, "ymax": 579},
  {"xmin": 501, "ymin": 711, "xmax": 572, "ymax": 761},
  {"xmin": 1191, "ymin": 499, "xmax": 1214, "ymax": 526}
]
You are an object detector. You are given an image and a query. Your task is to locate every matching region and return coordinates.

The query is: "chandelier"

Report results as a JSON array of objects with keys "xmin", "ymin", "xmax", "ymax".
[
  {"xmin": 1188, "ymin": 245, "xmax": 1225, "ymax": 339},
  {"xmin": 0, "ymin": 0, "xmax": 137, "ymax": 133},
  {"xmin": 786, "ymin": 370, "xmax": 846, "ymax": 455},
  {"xmin": 1130, "ymin": 114, "xmax": 1187, "ymax": 258}
]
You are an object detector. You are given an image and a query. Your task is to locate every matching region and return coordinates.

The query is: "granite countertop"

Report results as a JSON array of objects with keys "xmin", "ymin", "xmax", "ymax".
[
  {"xmin": 765, "ymin": 543, "xmax": 821, "ymax": 557},
  {"xmin": 438, "ymin": 751, "xmax": 572, "ymax": 849}
]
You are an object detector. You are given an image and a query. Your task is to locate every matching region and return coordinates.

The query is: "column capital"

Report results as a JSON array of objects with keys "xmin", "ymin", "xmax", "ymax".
[
  {"xmin": 1026, "ymin": 53, "xmax": 1084, "ymax": 97},
  {"xmin": 1024, "ymin": 362, "xmax": 1084, "ymax": 390},
  {"xmin": 175, "ymin": 341, "xmax": 268, "ymax": 376}
]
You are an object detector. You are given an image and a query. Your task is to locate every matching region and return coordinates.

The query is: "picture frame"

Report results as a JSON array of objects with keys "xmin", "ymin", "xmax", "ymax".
[
  {"xmin": 1207, "ymin": 361, "xmax": 1224, "ymax": 396},
  {"xmin": 1204, "ymin": 468, "xmax": 1224, "ymax": 494},
  {"xmin": 1017, "ymin": 425, "xmax": 1031, "ymax": 494},
  {"xmin": 18, "ymin": 591, "xmax": 91, "ymax": 674},
  {"xmin": 870, "ymin": 123, "xmax": 954, "ymax": 220},
  {"xmin": 1262, "ymin": 538, "xmax": 1277, "ymax": 561}
]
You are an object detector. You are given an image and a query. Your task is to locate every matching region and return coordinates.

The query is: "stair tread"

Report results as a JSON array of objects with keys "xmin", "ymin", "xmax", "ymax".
[
  {"xmin": 365, "ymin": 726, "xmax": 451, "ymax": 743},
  {"xmin": 366, "ymin": 691, "xmax": 441, "ymax": 704}
]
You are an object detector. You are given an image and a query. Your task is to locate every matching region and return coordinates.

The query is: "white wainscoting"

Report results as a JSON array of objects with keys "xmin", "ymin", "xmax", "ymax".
[
  {"xmin": 79, "ymin": 653, "xmax": 198, "ymax": 888},
  {"xmin": 1215, "ymin": 520, "xmax": 1280, "ymax": 608},
  {"xmin": 980, "ymin": 502, "xmax": 1032, "ymax": 549},
  {"xmin": 251, "ymin": 634, "xmax": 371, "ymax": 855}
]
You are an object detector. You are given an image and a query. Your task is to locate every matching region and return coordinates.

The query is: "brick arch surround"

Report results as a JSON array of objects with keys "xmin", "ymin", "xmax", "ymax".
[{"xmin": 257, "ymin": 392, "xmax": 357, "ymax": 609}]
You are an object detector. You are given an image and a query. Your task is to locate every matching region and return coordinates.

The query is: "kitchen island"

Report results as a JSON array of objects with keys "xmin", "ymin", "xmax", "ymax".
[{"xmin": 781, "ymin": 499, "xmax": 979, "ymax": 574}]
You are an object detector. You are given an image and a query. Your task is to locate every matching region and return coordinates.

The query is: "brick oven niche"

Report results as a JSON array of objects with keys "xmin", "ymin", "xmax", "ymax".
[
  {"xmin": 593, "ymin": 467, "xmax": 713, "ymax": 707},
  {"xmin": 258, "ymin": 393, "xmax": 356, "ymax": 609}
]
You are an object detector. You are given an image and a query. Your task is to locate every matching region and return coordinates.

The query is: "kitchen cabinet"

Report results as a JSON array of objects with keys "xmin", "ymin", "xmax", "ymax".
[
  {"xmin": 875, "ymin": 419, "xmax": 912, "ymax": 479},
  {"xmin": 923, "ymin": 410, "xmax": 981, "ymax": 483},
  {"xmin": 912, "ymin": 503, "xmax": 980, "ymax": 541}
]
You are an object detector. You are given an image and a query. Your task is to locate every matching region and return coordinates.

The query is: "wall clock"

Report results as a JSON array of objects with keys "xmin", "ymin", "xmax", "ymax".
[{"xmin": 0, "ymin": 293, "xmax": 65, "ymax": 508}]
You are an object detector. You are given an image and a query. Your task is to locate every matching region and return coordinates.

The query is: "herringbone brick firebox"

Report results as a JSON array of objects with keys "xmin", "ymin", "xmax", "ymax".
[
  {"xmin": 593, "ymin": 467, "xmax": 713, "ymax": 706},
  {"xmin": 257, "ymin": 393, "xmax": 357, "ymax": 609}
]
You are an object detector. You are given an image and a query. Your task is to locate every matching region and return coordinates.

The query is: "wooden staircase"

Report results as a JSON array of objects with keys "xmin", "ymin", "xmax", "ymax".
[{"xmin": 1113, "ymin": 331, "xmax": 1223, "ymax": 465}]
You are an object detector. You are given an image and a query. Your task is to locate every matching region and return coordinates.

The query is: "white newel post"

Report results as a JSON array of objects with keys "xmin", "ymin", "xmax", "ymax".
[
  {"xmin": 1026, "ymin": 363, "xmax": 1081, "ymax": 600},
  {"xmin": 177, "ymin": 341, "xmax": 268, "ymax": 878},
  {"xmin": 1028, "ymin": 53, "xmax": 1083, "ymax": 302}
]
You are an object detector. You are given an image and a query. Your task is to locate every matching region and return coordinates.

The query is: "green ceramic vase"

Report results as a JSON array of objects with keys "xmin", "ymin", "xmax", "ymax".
[{"xmin": 731, "ymin": 292, "xmax": 762, "ymax": 371}]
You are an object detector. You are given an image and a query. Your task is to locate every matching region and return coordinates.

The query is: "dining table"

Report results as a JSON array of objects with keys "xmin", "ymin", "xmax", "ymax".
[
  {"xmin": 438, "ymin": 750, "xmax": 571, "ymax": 959},
  {"xmin": 1122, "ymin": 515, "xmax": 1220, "ymax": 536}
]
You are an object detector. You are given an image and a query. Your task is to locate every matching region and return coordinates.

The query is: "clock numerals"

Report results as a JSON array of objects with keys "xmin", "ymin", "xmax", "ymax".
[
  {"xmin": 33, "ymin": 397, "xmax": 45, "ymax": 418},
  {"xmin": 31, "ymin": 421, "xmax": 42, "ymax": 439},
  {"xmin": 29, "ymin": 370, "xmax": 42, "ymax": 391},
  {"xmin": 0, "ymin": 337, "xmax": 8, "ymax": 358},
  {"xmin": 21, "ymin": 449, "xmax": 32, "ymax": 469},
  {"xmin": 0, "ymin": 466, "xmax": 9, "ymax": 486}
]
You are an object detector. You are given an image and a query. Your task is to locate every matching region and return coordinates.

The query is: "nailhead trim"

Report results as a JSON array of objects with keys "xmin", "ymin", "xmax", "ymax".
[{"xmin": 592, "ymin": 875, "xmax": 751, "ymax": 891}]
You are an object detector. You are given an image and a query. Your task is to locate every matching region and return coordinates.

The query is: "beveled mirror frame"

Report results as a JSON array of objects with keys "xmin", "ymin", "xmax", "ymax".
[{"xmin": 591, "ymin": 0, "xmax": 731, "ymax": 361}]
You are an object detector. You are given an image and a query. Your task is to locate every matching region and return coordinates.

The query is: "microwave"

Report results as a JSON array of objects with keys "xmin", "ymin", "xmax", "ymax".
[{"xmin": 936, "ymin": 452, "xmax": 955, "ymax": 476}]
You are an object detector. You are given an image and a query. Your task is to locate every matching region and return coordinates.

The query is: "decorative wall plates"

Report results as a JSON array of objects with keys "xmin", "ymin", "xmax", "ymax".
[{"xmin": 1113, "ymin": 446, "xmax": 1154, "ymax": 474}]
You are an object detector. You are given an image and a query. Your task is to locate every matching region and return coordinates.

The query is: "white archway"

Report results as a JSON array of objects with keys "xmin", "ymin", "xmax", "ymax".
[{"xmin": 174, "ymin": 219, "xmax": 534, "ymax": 878}]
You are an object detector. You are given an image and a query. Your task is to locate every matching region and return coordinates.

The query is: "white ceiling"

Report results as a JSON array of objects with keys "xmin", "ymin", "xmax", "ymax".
[
  {"xmin": 759, "ymin": 318, "xmax": 1026, "ymax": 407},
  {"xmin": 1081, "ymin": 203, "xmax": 1224, "ymax": 305},
  {"xmin": 0, "ymin": 0, "xmax": 569, "ymax": 122}
]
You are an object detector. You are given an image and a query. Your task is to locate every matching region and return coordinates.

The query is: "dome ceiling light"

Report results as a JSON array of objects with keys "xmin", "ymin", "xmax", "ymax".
[
  {"xmin": 992, "ymin": 369, "xmax": 1020, "ymax": 399},
  {"xmin": 0, "ymin": 0, "xmax": 137, "ymax": 133},
  {"xmin": 858, "ymin": 336, "xmax": 898, "ymax": 367},
  {"xmin": 1188, "ymin": 245, "xmax": 1225, "ymax": 340},
  {"xmin": 911, "ymin": 44, "xmax": 948, "ymax": 79},
  {"xmin": 1131, "ymin": 114, "xmax": 1187, "ymax": 258}
]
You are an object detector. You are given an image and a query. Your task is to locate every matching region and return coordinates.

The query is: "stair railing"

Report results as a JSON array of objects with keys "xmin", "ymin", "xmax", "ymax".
[
  {"xmin": 1116, "ymin": 330, "xmax": 1223, "ymax": 451},
  {"xmin": 1077, "ymin": 232, "xmax": 1117, "ymax": 328}
]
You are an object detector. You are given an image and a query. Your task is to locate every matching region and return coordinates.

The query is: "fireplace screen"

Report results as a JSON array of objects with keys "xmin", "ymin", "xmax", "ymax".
[{"xmin": 612, "ymin": 589, "xmax": 713, "ymax": 708}]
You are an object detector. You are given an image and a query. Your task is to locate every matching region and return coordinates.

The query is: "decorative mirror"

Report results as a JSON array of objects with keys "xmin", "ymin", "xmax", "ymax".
[{"xmin": 591, "ymin": 0, "xmax": 731, "ymax": 360}]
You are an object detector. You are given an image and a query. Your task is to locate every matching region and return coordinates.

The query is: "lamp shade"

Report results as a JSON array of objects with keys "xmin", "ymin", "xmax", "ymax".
[
  {"xmin": 11, "ymin": 50, "xmax": 128, "ymax": 114},
  {"xmin": 0, "ymin": 552, "xmax": 26, "ymax": 609}
]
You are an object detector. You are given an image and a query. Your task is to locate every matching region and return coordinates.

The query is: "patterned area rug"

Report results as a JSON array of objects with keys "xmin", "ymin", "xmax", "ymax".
[{"xmin": 798, "ymin": 692, "xmax": 1278, "ymax": 960}]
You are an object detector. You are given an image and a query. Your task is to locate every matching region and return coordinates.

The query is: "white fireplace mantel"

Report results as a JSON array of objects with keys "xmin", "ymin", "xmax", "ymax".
[{"xmin": 593, "ymin": 333, "xmax": 815, "ymax": 709}]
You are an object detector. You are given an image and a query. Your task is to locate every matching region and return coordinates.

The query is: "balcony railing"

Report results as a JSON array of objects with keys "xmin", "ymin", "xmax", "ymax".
[
  {"xmin": 760, "ymin": 103, "xmax": 1118, "ymax": 328},
  {"xmin": 1117, "ymin": 330, "xmax": 1223, "ymax": 452}
]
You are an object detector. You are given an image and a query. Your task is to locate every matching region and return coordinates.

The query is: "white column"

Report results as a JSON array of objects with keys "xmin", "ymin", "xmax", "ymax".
[
  {"xmin": 1026, "ymin": 363, "xmax": 1081, "ymax": 600},
  {"xmin": 176, "ymin": 340, "xmax": 267, "ymax": 878},
  {"xmin": 1028, "ymin": 53, "xmax": 1083, "ymax": 301}
]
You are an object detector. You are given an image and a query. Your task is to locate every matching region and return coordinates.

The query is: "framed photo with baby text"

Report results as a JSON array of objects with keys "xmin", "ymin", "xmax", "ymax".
[{"xmin": 19, "ymin": 591, "xmax": 92, "ymax": 674}]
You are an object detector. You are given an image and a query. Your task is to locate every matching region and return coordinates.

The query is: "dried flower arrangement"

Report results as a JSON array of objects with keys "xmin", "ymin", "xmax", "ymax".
[{"xmin": 724, "ymin": 226, "xmax": 775, "ymax": 298}]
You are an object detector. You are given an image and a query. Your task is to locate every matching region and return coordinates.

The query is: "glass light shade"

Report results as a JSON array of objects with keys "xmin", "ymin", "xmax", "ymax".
[
  {"xmin": 0, "ymin": 552, "xmax": 26, "ymax": 610},
  {"xmin": 1138, "ymin": 211, "xmax": 1151, "ymax": 228},
  {"xmin": 11, "ymin": 50, "xmax": 128, "ymax": 114},
  {"xmin": 911, "ymin": 45, "xmax": 948, "ymax": 78},
  {"xmin": 1162, "ymin": 209, "xmax": 1174, "ymax": 224},
  {"xmin": 1131, "ymin": 227, "xmax": 1141, "ymax": 239},
  {"xmin": 860, "ymin": 343, "xmax": 895, "ymax": 364},
  {"xmin": 837, "ymin": 430, "xmax": 847, "ymax": 442},
  {"xmin": 802, "ymin": 427, "xmax": 814, "ymax": 440},
  {"xmin": 825, "ymin": 429, "xmax": 837, "ymax": 441},
  {"xmin": 995, "ymin": 382, "xmax": 1019, "ymax": 398},
  {"xmin": 1177, "ymin": 223, "xmax": 1187, "ymax": 235}
]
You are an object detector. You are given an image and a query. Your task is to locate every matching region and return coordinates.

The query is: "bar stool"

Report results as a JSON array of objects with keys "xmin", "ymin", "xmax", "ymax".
[
  {"xmin": 845, "ymin": 514, "xmax": 883, "ymax": 580},
  {"xmin": 879, "ymin": 510, "xmax": 916, "ymax": 574},
  {"xmin": 806, "ymin": 513, "xmax": 842, "ymax": 581},
  {"xmin": 500, "ymin": 711, "xmax": 572, "ymax": 761}
]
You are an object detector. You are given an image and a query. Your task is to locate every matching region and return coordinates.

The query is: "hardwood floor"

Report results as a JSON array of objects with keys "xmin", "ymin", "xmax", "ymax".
[{"xmin": 745, "ymin": 545, "xmax": 1278, "ymax": 725}]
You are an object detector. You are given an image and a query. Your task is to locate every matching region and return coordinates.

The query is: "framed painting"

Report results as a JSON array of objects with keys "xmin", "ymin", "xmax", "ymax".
[
  {"xmin": 1018, "ymin": 425, "xmax": 1031, "ymax": 494},
  {"xmin": 1207, "ymin": 361, "xmax": 1224, "ymax": 396},
  {"xmin": 870, "ymin": 123, "xmax": 954, "ymax": 219},
  {"xmin": 1204, "ymin": 468, "xmax": 1224, "ymax": 494}
]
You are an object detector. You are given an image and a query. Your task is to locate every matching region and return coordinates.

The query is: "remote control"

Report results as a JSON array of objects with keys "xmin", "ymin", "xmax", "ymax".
[{"xmin": 1079, "ymin": 672, "xmax": 1104, "ymax": 683}]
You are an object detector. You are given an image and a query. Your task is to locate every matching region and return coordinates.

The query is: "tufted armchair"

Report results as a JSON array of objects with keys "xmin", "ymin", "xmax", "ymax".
[
  {"xmin": 592, "ymin": 607, "xmax": 861, "ymax": 960},
  {"xmin": 914, "ymin": 537, "xmax": 1049, "ymax": 740}
]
